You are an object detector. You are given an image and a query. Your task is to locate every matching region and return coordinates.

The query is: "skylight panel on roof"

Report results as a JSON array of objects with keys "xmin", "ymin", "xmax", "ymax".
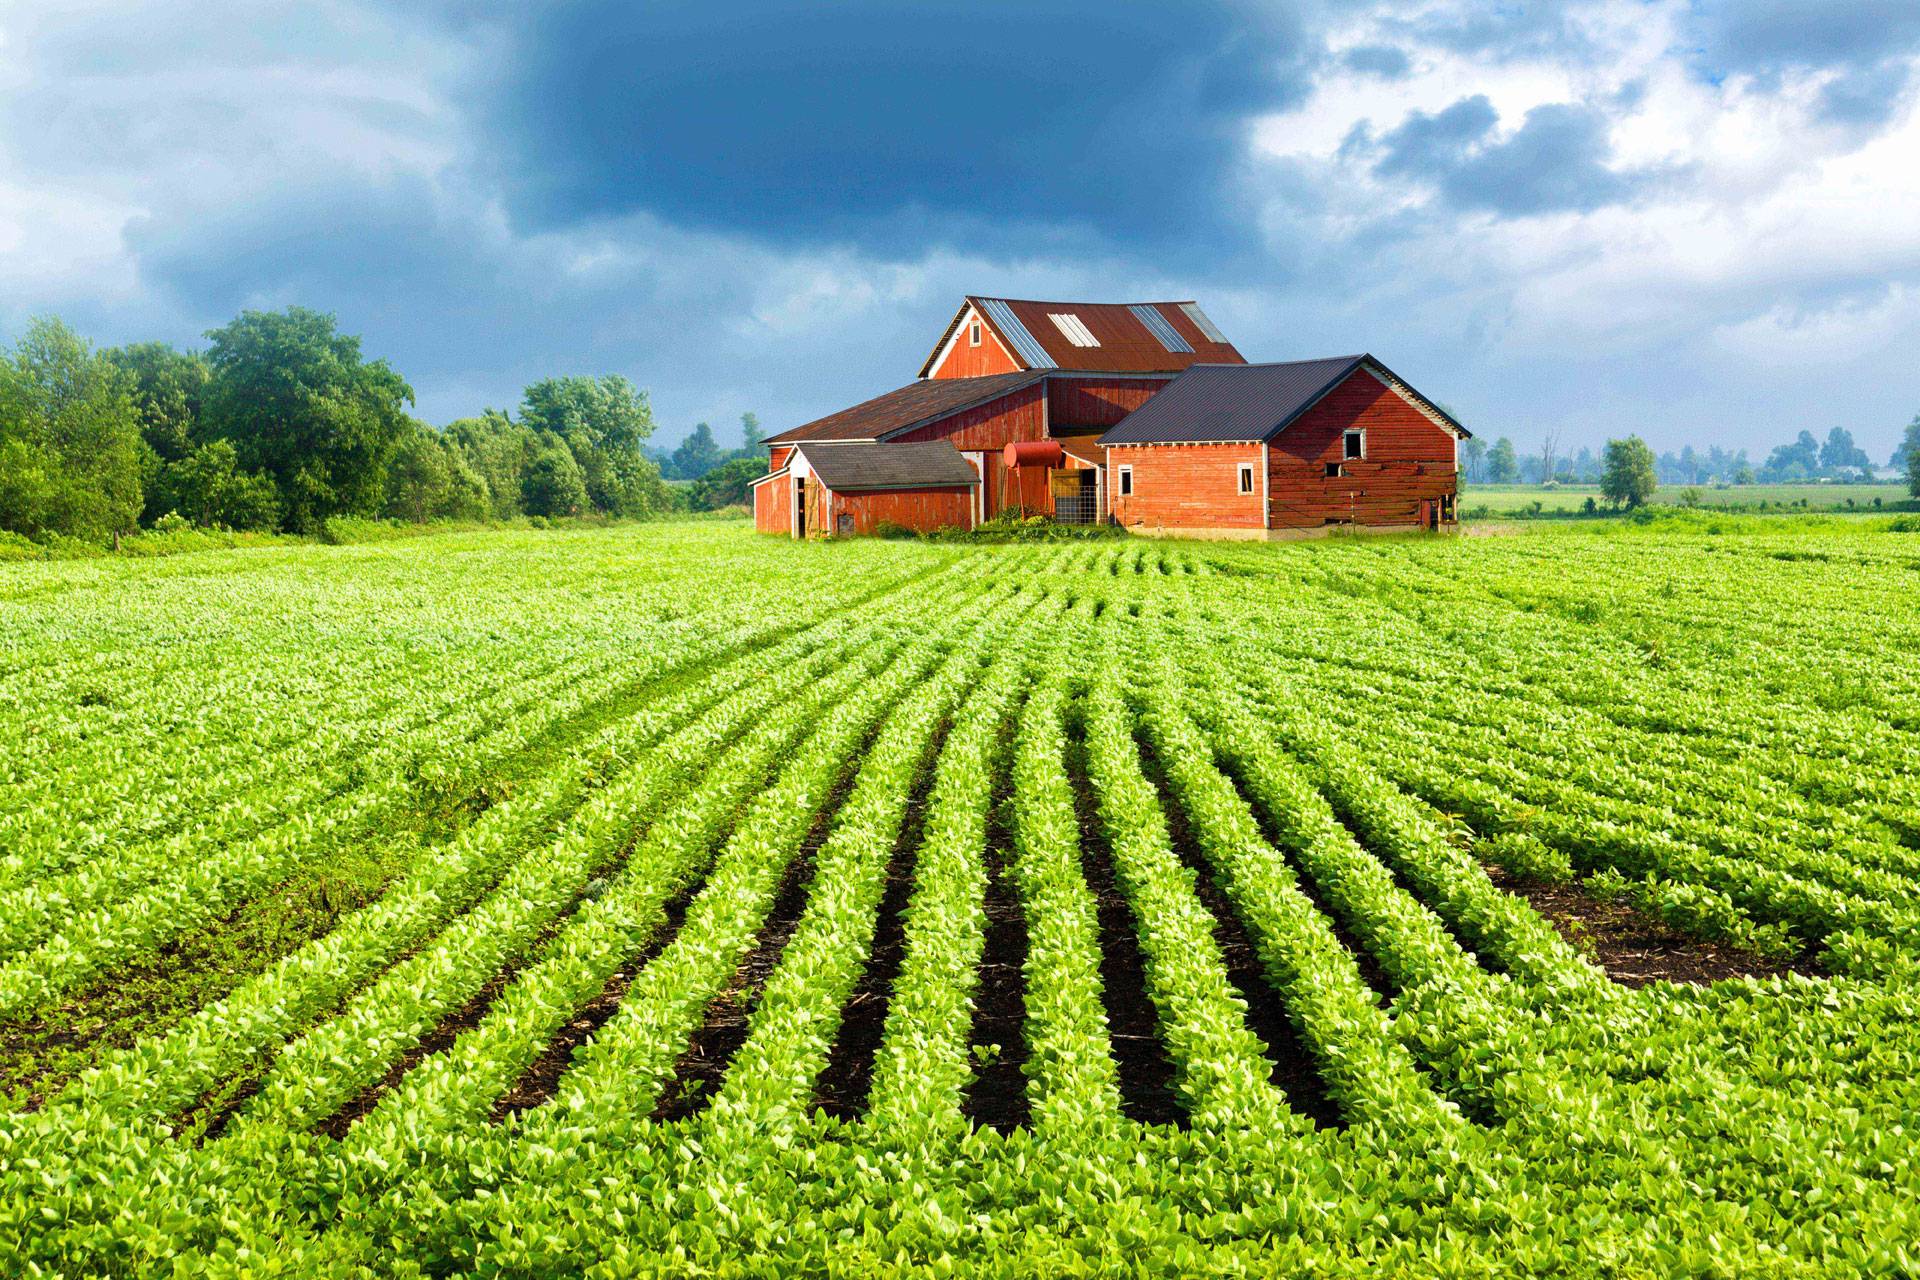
[
  {"xmin": 1178, "ymin": 302, "xmax": 1229, "ymax": 345},
  {"xmin": 1130, "ymin": 304, "xmax": 1194, "ymax": 354},
  {"xmin": 978, "ymin": 298, "xmax": 1057, "ymax": 368},
  {"xmin": 1048, "ymin": 313, "xmax": 1100, "ymax": 347}
]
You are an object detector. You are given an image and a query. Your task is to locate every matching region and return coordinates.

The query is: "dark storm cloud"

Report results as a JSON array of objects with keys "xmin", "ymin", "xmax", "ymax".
[
  {"xmin": 475, "ymin": 0, "xmax": 1317, "ymax": 256},
  {"xmin": 1372, "ymin": 96, "xmax": 1651, "ymax": 216}
]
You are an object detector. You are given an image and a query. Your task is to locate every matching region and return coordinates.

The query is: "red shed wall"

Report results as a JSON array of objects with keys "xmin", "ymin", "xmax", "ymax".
[
  {"xmin": 1047, "ymin": 376, "xmax": 1172, "ymax": 430},
  {"xmin": 754, "ymin": 473, "xmax": 792, "ymax": 535},
  {"xmin": 824, "ymin": 487, "xmax": 974, "ymax": 535},
  {"xmin": 769, "ymin": 445, "xmax": 795, "ymax": 472},
  {"xmin": 1108, "ymin": 442, "xmax": 1266, "ymax": 531},
  {"xmin": 930, "ymin": 314, "xmax": 1020, "ymax": 378},
  {"xmin": 1268, "ymin": 369, "xmax": 1459, "ymax": 531}
]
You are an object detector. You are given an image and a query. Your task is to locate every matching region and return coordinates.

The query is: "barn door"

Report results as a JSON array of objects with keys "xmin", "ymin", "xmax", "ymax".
[{"xmin": 794, "ymin": 477, "xmax": 806, "ymax": 538}]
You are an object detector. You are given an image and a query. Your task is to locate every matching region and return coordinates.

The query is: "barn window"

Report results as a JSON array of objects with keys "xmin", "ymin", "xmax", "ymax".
[
  {"xmin": 1344, "ymin": 429, "xmax": 1365, "ymax": 460},
  {"xmin": 1237, "ymin": 463, "xmax": 1254, "ymax": 494},
  {"xmin": 1325, "ymin": 462, "xmax": 1343, "ymax": 478},
  {"xmin": 969, "ymin": 319, "xmax": 981, "ymax": 347},
  {"xmin": 1118, "ymin": 465, "xmax": 1133, "ymax": 496}
]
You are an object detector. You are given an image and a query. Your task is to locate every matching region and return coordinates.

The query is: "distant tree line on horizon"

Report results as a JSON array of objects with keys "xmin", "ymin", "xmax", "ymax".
[
  {"xmin": 0, "ymin": 309, "xmax": 771, "ymax": 549},
  {"xmin": 1460, "ymin": 420, "xmax": 1920, "ymax": 494}
]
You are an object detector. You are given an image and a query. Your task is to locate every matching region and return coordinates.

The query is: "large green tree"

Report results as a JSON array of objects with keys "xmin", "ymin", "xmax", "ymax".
[
  {"xmin": 518, "ymin": 374, "xmax": 665, "ymax": 516},
  {"xmin": 445, "ymin": 410, "xmax": 538, "ymax": 521},
  {"xmin": 688, "ymin": 455, "xmax": 766, "ymax": 511},
  {"xmin": 1602, "ymin": 435, "xmax": 1658, "ymax": 508},
  {"xmin": 671, "ymin": 422, "xmax": 724, "ymax": 479},
  {"xmin": 0, "ymin": 318, "xmax": 145, "ymax": 543},
  {"xmin": 105, "ymin": 341, "xmax": 209, "ymax": 466},
  {"xmin": 1894, "ymin": 414, "xmax": 1920, "ymax": 498},
  {"xmin": 383, "ymin": 423, "xmax": 490, "ymax": 524},
  {"xmin": 1487, "ymin": 436, "xmax": 1519, "ymax": 483},
  {"xmin": 201, "ymin": 308, "xmax": 413, "ymax": 532}
]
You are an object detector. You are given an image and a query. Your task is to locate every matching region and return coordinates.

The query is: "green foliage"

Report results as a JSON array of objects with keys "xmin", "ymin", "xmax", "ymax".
[
  {"xmin": 383, "ymin": 424, "xmax": 491, "ymax": 524},
  {"xmin": 0, "ymin": 317, "xmax": 145, "ymax": 543},
  {"xmin": 152, "ymin": 438, "xmax": 282, "ymax": 530},
  {"xmin": 1601, "ymin": 435, "xmax": 1658, "ymax": 508},
  {"xmin": 686, "ymin": 455, "xmax": 764, "ymax": 511},
  {"xmin": 201, "ymin": 307, "xmax": 414, "ymax": 532},
  {"xmin": 520, "ymin": 435, "xmax": 589, "ymax": 517},
  {"xmin": 9, "ymin": 522, "xmax": 1920, "ymax": 1276},
  {"xmin": 1486, "ymin": 436, "xmax": 1519, "ymax": 484}
]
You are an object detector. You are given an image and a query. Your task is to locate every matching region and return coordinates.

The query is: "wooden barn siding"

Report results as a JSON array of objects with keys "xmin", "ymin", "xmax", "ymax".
[
  {"xmin": 1108, "ymin": 442, "xmax": 1265, "ymax": 531},
  {"xmin": 893, "ymin": 384, "xmax": 1045, "ymax": 451},
  {"xmin": 753, "ymin": 474, "xmax": 791, "ymax": 535},
  {"xmin": 930, "ymin": 320, "xmax": 1020, "ymax": 378},
  {"xmin": 824, "ymin": 487, "xmax": 974, "ymax": 535},
  {"xmin": 769, "ymin": 446, "xmax": 795, "ymax": 472},
  {"xmin": 1268, "ymin": 371, "xmax": 1458, "ymax": 530},
  {"xmin": 1047, "ymin": 376, "xmax": 1172, "ymax": 430}
]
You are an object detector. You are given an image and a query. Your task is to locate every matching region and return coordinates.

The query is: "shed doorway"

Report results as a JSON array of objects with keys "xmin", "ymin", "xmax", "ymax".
[{"xmin": 1052, "ymin": 468, "xmax": 1097, "ymax": 524}]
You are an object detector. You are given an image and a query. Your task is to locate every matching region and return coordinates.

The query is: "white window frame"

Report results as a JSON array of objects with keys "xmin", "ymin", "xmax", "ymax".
[
  {"xmin": 1117, "ymin": 464, "xmax": 1134, "ymax": 497},
  {"xmin": 1237, "ymin": 462, "xmax": 1254, "ymax": 494},
  {"xmin": 1344, "ymin": 428, "xmax": 1366, "ymax": 461},
  {"xmin": 969, "ymin": 319, "xmax": 981, "ymax": 347}
]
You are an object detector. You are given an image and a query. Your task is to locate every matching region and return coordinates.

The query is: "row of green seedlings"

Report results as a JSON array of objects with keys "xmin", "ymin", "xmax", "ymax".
[
  {"xmin": 1159, "ymin": 619, "xmax": 1897, "ymax": 1146},
  {"xmin": 0, "ymin": 645, "xmax": 642, "ymax": 1014},
  {"xmin": 645, "ymin": 593, "xmax": 1059, "ymax": 1150},
  {"xmin": 323, "ymin": 579, "xmax": 1039, "ymax": 1187},
  {"xmin": 1186, "ymin": 574, "xmax": 1920, "ymax": 885},
  {"xmin": 1186, "ymin": 590, "xmax": 1912, "ymax": 965},
  {"xmin": 220, "ymin": 573, "xmax": 1004, "ymax": 1142},
  {"xmin": 0, "ymin": 544, "xmax": 941, "ymax": 868},
  {"xmin": 1092, "ymin": 611, "xmax": 1470, "ymax": 1135},
  {"xmin": 0, "ymin": 635, "xmax": 589, "ymax": 896},
  {"xmin": 0, "ymin": 559, "xmax": 969, "ymax": 1014},
  {"xmin": 53, "ymin": 579, "xmax": 965, "ymax": 1130},
  {"xmin": 1281, "ymin": 634, "xmax": 1920, "ymax": 893},
  {"xmin": 1223, "ymin": 540, "xmax": 1920, "ymax": 807}
]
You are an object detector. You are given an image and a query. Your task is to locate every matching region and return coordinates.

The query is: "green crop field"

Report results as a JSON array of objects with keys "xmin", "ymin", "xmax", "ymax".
[
  {"xmin": 1464, "ymin": 480, "xmax": 1913, "ymax": 516},
  {"xmin": 5, "ymin": 519, "xmax": 1920, "ymax": 1276}
]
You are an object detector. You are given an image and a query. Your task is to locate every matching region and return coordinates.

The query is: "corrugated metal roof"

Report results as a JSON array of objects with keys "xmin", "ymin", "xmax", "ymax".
[
  {"xmin": 979, "ymin": 298, "xmax": 1058, "ymax": 369},
  {"xmin": 1178, "ymin": 303, "xmax": 1229, "ymax": 345},
  {"xmin": 1129, "ymin": 304, "xmax": 1194, "ymax": 354},
  {"xmin": 980, "ymin": 297, "xmax": 1244, "ymax": 372},
  {"xmin": 1098, "ymin": 356, "xmax": 1471, "ymax": 445},
  {"xmin": 764, "ymin": 372, "xmax": 1045, "ymax": 444},
  {"xmin": 795, "ymin": 440, "xmax": 981, "ymax": 492}
]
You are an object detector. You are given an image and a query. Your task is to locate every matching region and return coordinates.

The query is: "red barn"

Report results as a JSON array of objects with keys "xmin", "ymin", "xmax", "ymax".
[
  {"xmin": 1101, "ymin": 357, "xmax": 1468, "ymax": 537},
  {"xmin": 752, "ymin": 297, "xmax": 1466, "ymax": 537}
]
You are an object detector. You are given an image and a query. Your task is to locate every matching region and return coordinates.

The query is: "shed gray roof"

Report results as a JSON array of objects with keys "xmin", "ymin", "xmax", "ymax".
[
  {"xmin": 795, "ymin": 440, "xmax": 980, "ymax": 492},
  {"xmin": 1097, "ymin": 355, "xmax": 1469, "ymax": 446}
]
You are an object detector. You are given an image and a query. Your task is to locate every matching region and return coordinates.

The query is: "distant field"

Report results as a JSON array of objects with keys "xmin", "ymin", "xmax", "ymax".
[{"xmin": 1464, "ymin": 481, "xmax": 1913, "ymax": 515}]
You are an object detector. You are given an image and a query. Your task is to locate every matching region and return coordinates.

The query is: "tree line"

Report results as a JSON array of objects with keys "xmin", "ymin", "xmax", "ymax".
[
  {"xmin": 0, "ymin": 308, "xmax": 771, "ymax": 548},
  {"xmin": 1462, "ymin": 419, "xmax": 1920, "ymax": 495}
]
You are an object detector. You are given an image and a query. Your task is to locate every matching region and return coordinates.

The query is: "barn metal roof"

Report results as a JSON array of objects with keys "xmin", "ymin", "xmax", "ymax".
[
  {"xmin": 1097, "ymin": 356, "xmax": 1471, "ymax": 446},
  {"xmin": 794, "ymin": 440, "xmax": 981, "ymax": 492},
  {"xmin": 918, "ymin": 298, "xmax": 1245, "ymax": 376},
  {"xmin": 764, "ymin": 372, "xmax": 1044, "ymax": 445}
]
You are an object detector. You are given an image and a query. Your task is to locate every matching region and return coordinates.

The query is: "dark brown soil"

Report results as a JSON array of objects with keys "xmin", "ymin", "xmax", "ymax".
[
  {"xmin": 1483, "ymin": 866, "xmax": 1824, "ymax": 987},
  {"xmin": 648, "ymin": 737, "xmax": 876, "ymax": 1123},
  {"xmin": 1063, "ymin": 721, "xmax": 1185, "ymax": 1129},
  {"xmin": 649, "ymin": 845, "xmax": 818, "ymax": 1123},
  {"xmin": 962, "ymin": 754, "xmax": 1032, "ymax": 1133},
  {"xmin": 1209, "ymin": 752, "xmax": 1398, "ymax": 1004},
  {"xmin": 1133, "ymin": 729, "xmax": 1342, "ymax": 1129},
  {"xmin": 813, "ymin": 716, "xmax": 950, "ymax": 1121}
]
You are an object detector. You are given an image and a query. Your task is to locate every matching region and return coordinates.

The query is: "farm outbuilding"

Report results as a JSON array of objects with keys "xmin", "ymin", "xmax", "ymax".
[{"xmin": 752, "ymin": 296, "xmax": 1465, "ymax": 537}]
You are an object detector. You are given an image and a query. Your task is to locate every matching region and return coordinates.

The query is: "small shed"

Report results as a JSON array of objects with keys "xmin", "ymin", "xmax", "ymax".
[{"xmin": 753, "ymin": 439, "xmax": 979, "ymax": 537}]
